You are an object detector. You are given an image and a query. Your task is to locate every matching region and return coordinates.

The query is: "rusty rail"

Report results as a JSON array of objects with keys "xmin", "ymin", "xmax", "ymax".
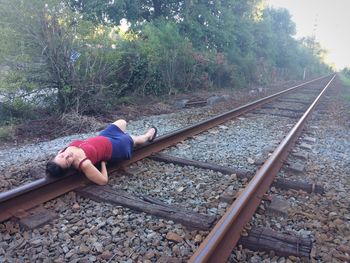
[
  {"xmin": 0, "ymin": 75, "xmax": 331, "ymax": 222},
  {"xmin": 189, "ymin": 74, "xmax": 336, "ymax": 263}
]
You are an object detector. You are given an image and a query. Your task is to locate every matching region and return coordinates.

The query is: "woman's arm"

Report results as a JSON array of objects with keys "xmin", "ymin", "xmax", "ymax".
[{"xmin": 80, "ymin": 160, "xmax": 108, "ymax": 185}]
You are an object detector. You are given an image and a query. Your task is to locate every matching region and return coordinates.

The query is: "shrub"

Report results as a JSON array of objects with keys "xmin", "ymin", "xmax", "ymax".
[
  {"xmin": 115, "ymin": 20, "xmax": 207, "ymax": 96},
  {"xmin": 0, "ymin": 124, "xmax": 14, "ymax": 140}
]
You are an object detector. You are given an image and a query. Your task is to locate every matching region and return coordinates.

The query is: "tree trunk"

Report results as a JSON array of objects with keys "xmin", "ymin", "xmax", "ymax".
[{"xmin": 152, "ymin": 0, "xmax": 162, "ymax": 18}]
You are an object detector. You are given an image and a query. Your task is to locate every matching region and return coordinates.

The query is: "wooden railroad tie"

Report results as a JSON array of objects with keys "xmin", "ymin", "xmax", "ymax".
[
  {"xmin": 75, "ymin": 185, "xmax": 216, "ymax": 231},
  {"xmin": 13, "ymin": 206, "xmax": 57, "ymax": 230},
  {"xmin": 76, "ymin": 186, "xmax": 312, "ymax": 259},
  {"xmin": 261, "ymin": 105, "xmax": 305, "ymax": 113},
  {"xmin": 251, "ymin": 110, "xmax": 299, "ymax": 119},
  {"xmin": 238, "ymin": 227, "xmax": 312, "ymax": 258},
  {"xmin": 150, "ymin": 153, "xmax": 324, "ymax": 194},
  {"xmin": 277, "ymin": 98, "xmax": 310, "ymax": 105}
]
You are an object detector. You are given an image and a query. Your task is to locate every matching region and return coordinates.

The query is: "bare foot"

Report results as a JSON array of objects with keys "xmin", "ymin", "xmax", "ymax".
[{"xmin": 147, "ymin": 127, "xmax": 157, "ymax": 142}]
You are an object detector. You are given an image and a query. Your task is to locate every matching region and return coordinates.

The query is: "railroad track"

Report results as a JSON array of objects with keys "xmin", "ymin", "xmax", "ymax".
[{"xmin": 1, "ymin": 73, "xmax": 345, "ymax": 262}]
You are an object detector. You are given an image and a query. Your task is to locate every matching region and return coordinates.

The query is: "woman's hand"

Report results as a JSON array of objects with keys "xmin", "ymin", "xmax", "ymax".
[{"xmin": 80, "ymin": 160, "xmax": 109, "ymax": 185}]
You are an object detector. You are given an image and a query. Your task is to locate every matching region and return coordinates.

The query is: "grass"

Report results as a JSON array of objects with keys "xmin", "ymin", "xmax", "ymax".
[{"xmin": 339, "ymin": 74, "xmax": 350, "ymax": 101}]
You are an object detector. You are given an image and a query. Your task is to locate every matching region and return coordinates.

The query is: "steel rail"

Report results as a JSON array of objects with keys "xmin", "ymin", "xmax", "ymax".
[
  {"xmin": 189, "ymin": 73, "xmax": 336, "ymax": 263},
  {"xmin": 0, "ymin": 75, "xmax": 331, "ymax": 222}
]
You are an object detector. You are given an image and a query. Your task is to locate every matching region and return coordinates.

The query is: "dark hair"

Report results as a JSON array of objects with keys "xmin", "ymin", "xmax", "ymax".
[{"xmin": 46, "ymin": 161, "xmax": 65, "ymax": 177}]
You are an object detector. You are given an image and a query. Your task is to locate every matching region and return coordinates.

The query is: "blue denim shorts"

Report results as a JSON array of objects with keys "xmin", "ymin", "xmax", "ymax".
[{"xmin": 99, "ymin": 124, "xmax": 134, "ymax": 161}]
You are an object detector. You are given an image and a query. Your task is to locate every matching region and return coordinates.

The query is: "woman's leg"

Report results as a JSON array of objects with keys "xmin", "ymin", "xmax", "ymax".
[
  {"xmin": 131, "ymin": 128, "xmax": 156, "ymax": 146},
  {"xmin": 112, "ymin": 119, "xmax": 127, "ymax": 132}
]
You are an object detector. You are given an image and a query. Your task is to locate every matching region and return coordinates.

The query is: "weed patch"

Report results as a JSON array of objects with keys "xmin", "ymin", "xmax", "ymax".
[{"xmin": 0, "ymin": 125, "xmax": 14, "ymax": 140}]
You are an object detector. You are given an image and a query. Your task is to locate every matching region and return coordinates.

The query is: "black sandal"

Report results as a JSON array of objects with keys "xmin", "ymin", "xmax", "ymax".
[{"xmin": 148, "ymin": 126, "xmax": 158, "ymax": 142}]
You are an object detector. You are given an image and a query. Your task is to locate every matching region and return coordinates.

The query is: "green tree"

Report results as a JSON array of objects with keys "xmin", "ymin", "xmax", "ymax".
[
  {"xmin": 67, "ymin": 0, "xmax": 183, "ymax": 25},
  {"xmin": 0, "ymin": 0, "xmax": 126, "ymax": 114},
  {"xmin": 68, "ymin": 0, "xmax": 260, "ymax": 53},
  {"xmin": 0, "ymin": 0, "xmax": 332, "ymax": 121}
]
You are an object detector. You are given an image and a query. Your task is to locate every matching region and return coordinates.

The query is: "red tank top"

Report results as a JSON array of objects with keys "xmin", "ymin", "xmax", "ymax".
[{"xmin": 69, "ymin": 136, "xmax": 112, "ymax": 165}]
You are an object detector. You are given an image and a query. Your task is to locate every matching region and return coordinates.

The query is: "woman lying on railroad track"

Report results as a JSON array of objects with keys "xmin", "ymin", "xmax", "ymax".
[{"xmin": 45, "ymin": 119, "xmax": 157, "ymax": 185}]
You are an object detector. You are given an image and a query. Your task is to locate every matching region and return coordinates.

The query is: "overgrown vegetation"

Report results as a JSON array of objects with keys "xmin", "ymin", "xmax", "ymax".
[
  {"xmin": 0, "ymin": 0, "xmax": 332, "ymax": 126},
  {"xmin": 339, "ymin": 68, "xmax": 350, "ymax": 101}
]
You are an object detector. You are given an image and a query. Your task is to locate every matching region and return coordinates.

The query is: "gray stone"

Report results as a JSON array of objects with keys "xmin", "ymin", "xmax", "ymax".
[
  {"xmin": 62, "ymin": 246, "xmax": 69, "ymax": 253},
  {"xmin": 207, "ymin": 95, "xmax": 228, "ymax": 105},
  {"xmin": 93, "ymin": 242, "xmax": 103, "ymax": 253},
  {"xmin": 266, "ymin": 196, "xmax": 289, "ymax": 217},
  {"xmin": 88, "ymin": 255, "xmax": 97, "ymax": 262},
  {"xmin": 254, "ymin": 154, "xmax": 266, "ymax": 165},
  {"xmin": 28, "ymin": 237, "xmax": 40, "ymax": 246},
  {"xmin": 299, "ymin": 143, "xmax": 313, "ymax": 151},
  {"xmin": 286, "ymin": 162, "xmax": 305, "ymax": 174},
  {"xmin": 65, "ymin": 249, "xmax": 75, "ymax": 259},
  {"xmin": 175, "ymin": 99, "xmax": 189, "ymax": 109},
  {"xmin": 291, "ymin": 151, "xmax": 309, "ymax": 160},
  {"xmin": 250, "ymin": 255, "xmax": 263, "ymax": 263},
  {"xmin": 303, "ymin": 136, "xmax": 316, "ymax": 143}
]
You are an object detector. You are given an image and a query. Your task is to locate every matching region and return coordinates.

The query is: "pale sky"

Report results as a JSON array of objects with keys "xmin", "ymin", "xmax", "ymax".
[{"xmin": 266, "ymin": 0, "xmax": 350, "ymax": 70}]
